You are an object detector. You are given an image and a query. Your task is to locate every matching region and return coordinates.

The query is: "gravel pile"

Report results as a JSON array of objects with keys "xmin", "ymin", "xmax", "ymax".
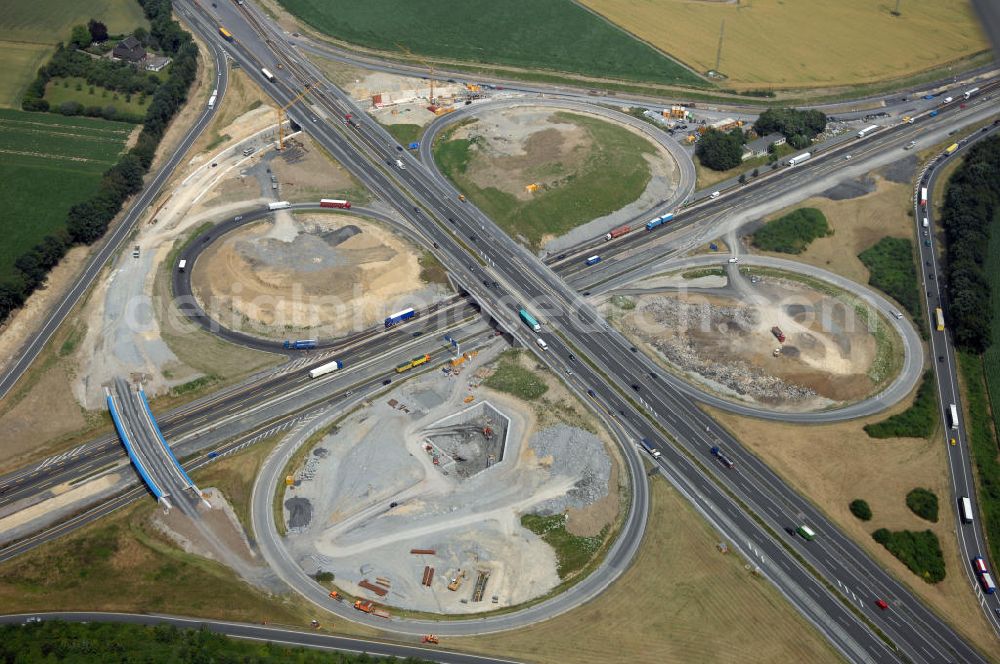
[
  {"xmin": 629, "ymin": 297, "xmax": 815, "ymax": 403},
  {"xmin": 640, "ymin": 296, "xmax": 758, "ymax": 332},
  {"xmin": 529, "ymin": 424, "xmax": 610, "ymax": 514}
]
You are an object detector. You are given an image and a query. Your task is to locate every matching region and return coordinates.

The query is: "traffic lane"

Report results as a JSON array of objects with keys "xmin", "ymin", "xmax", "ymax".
[
  {"xmin": 0, "ymin": 41, "xmax": 229, "ymax": 400},
  {"xmin": 0, "ymin": 304, "xmax": 480, "ymax": 510},
  {"xmin": 567, "ymin": 352, "xmax": 895, "ymax": 662},
  {"xmin": 542, "ymin": 310, "xmax": 979, "ymax": 662},
  {"xmin": 922, "ymin": 136, "xmax": 1000, "ymax": 632},
  {"xmin": 0, "ymin": 612, "xmax": 519, "ymax": 664},
  {"xmin": 188, "ymin": 14, "xmax": 976, "ymax": 660}
]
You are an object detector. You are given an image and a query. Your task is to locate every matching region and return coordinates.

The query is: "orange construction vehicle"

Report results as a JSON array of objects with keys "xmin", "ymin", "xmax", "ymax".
[
  {"xmin": 354, "ymin": 600, "xmax": 375, "ymax": 613},
  {"xmin": 328, "ymin": 590, "xmax": 342, "ymax": 601},
  {"xmin": 422, "ymin": 635, "xmax": 439, "ymax": 644}
]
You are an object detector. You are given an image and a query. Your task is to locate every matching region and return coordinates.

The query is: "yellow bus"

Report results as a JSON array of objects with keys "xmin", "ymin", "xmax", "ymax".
[
  {"xmin": 218, "ymin": 27, "xmax": 234, "ymax": 42},
  {"xmin": 946, "ymin": 143, "xmax": 959, "ymax": 155},
  {"xmin": 935, "ymin": 307, "xmax": 945, "ymax": 331}
]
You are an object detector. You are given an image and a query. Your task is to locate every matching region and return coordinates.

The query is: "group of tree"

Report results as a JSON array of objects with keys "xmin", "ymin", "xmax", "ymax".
[
  {"xmin": 69, "ymin": 19, "xmax": 110, "ymax": 49},
  {"xmin": 695, "ymin": 127, "xmax": 745, "ymax": 171},
  {"xmin": 753, "ymin": 107, "xmax": 827, "ymax": 150},
  {"xmin": 940, "ymin": 135, "xmax": 1000, "ymax": 352},
  {"xmin": 21, "ymin": 42, "xmax": 160, "ymax": 113},
  {"xmin": 1, "ymin": 621, "xmax": 435, "ymax": 663},
  {"xmin": 1, "ymin": 0, "xmax": 199, "ymax": 325}
]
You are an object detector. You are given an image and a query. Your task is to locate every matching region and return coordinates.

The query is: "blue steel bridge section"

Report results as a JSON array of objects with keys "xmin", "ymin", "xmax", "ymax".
[
  {"xmin": 106, "ymin": 378, "xmax": 203, "ymax": 513},
  {"xmin": 106, "ymin": 390, "xmax": 167, "ymax": 505}
]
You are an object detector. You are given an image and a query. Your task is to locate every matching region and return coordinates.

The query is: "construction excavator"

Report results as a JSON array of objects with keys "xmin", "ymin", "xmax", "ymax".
[{"xmin": 447, "ymin": 570, "xmax": 465, "ymax": 591}]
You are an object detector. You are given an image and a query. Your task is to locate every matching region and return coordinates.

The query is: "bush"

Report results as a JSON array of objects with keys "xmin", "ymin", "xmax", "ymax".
[
  {"xmin": 872, "ymin": 528, "xmax": 945, "ymax": 583},
  {"xmin": 58, "ymin": 101, "xmax": 83, "ymax": 116},
  {"xmin": 906, "ymin": 487, "xmax": 939, "ymax": 522},
  {"xmin": 695, "ymin": 128, "xmax": 744, "ymax": 171},
  {"xmin": 858, "ymin": 236, "xmax": 922, "ymax": 323},
  {"xmin": 864, "ymin": 371, "xmax": 937, "ymax": 438},
  {"xmin": 754, "ymin": 107, "xmax": 827, "ymax": 143},
  {"xmin": 849, "ymin": 499, "xmax": 872, "ymax": 521},
  {"xmin": 751, "ymin": 207, "xmax": 831, "ymax": 254}
]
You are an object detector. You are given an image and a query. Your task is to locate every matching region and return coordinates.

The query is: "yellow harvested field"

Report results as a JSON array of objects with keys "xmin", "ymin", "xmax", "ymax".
[
  {"xmin": 451, "ymin": 480, "xmax": 839, "ymax": 664},
  {"xmin": 579, "ymin": 0, "xmax": 988, "ymax": 88}
]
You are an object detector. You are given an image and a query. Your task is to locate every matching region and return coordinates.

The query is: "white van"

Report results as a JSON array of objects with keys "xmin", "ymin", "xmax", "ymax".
[
  {"xmin": 396, "ymin": 159, "xmax": 405, "ymax": 169},
  {"xmin": 177, "ymin": 259, "xmax": 187, "ymax": 272},
  {"xmin": 536, "ymin": 338, "xmax": 548, "ymax": 351},
  {"xmin": 922, "ymin": 217, "xmax": 929, "ymax": 228},
  {"xmin": 728, "ymin": 257, "xmax": 739, "ymax": 264}
]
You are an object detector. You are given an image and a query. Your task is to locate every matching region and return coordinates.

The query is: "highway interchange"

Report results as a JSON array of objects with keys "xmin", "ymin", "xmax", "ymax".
[{"xmin": 0, "ymin": 0, "xmax": 999, "ymax": 661}]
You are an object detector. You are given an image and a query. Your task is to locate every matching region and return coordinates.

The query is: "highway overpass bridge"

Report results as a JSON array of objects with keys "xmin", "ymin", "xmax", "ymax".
[{"xmin": 107, "ymin": 377, "xmax": 205, "ymax": 516}]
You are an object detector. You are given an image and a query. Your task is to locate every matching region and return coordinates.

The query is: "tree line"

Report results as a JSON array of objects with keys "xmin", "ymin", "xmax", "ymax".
[
  {"xmin": 696, "ymin": 107, "xmax": 827, "ymax": 171},
  {"xmin": 0, "ymin": 0, "xmax": 199, "ymax": 325},
  {"xmin": 1, "ymin": 621, "xmax": 435, "ymax": 663},
  {"xmin": 940, "ymin": 134, "xmax": 1000, "ymax": 352}
]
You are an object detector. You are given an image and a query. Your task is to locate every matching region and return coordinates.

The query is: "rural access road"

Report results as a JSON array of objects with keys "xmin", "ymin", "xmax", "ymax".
[
  {"xmin": 0, "ymin": 41, "xmax": 230, "ymax": 402},
  {"xmin": 0, "ymin": 612, "xmax": 519, "ymax": 664}
]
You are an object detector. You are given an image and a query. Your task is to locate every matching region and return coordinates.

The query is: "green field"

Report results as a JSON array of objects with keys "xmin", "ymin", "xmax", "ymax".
[
  {"xmin": 278, "ymin": 0, "xmax": 704, "ymax": 87},
  {"xmin": 45, "ymin": 77, "xmax": 149, "ymax": 121},
  {"xmin": 435, "ymin": 112, "xmax": 655, "ymax": 248},
  {"xmin": 0, "ymin": 0, "xmax": 148, "ymax": 107},
  {"xmin": 0, "ymin": 108, "xmax": 131, "ymax": 277}
]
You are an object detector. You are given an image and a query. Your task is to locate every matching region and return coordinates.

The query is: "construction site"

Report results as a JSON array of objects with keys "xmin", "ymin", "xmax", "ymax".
[
  {"xmin": 190, "ymin": 211, "xmax": 449, "ymax": 339},
  {"xmin": 605, "ymin": 267, "xmax": 902, "ymax": 411},
  {"xmin": 279, "ymin": 345, "xmax": 622, "ymax": 614}
]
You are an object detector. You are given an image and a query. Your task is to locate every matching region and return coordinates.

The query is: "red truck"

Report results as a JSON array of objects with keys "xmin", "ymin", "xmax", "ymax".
[
  {"xmin": 771, "ymin": 326, "xmax": 786, "ymax": 343},
  {"xmin": 319, "ymin": 198, "xmax": 351, "ymax": 209},
  {"xmin": 605, "ymin": 225, "xmax": 631, "ymax": 241}
]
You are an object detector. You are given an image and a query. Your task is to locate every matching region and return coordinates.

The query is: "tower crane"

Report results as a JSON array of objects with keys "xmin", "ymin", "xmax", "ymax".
[
  {"xmin": 396, "ymin": 43, "xmax": 436, "ymax": 104},
  {"xmin": 277, "ymin": 83, "xmax": 316, "ymax": 150}
]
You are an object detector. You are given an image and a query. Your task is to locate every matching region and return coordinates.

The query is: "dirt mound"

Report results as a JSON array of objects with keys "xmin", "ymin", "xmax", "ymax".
[
  {"xmin": 613, "ymin": 272, "xmax": 892, "ymax": 410},
  {"xmin": 192, "ymin": 213, "xmax": 448, "ymax": 338}
]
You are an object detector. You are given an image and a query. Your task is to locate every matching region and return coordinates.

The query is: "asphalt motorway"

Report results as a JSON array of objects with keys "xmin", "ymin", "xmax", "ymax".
[
  {"xmin": 920, "ymin": 127, "xmax": 1000, "ymax": 634},
  {"xmin": 0, "ymin": 612, "xmax": 520, "ymax": 664},
  {"xmin": 148, "ymin": 2, "xmax": 999, "ymax": 660},
  {"xmin": 190, "ymin": 2, "xmax": 990, "ymax": 661},
  {"xmin": 0, "ymin": 41, "xmax": 230, "ymax": 402}
]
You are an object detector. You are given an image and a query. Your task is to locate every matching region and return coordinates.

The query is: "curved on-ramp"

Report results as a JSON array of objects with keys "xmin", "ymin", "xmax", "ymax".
[
  {"xmin": 600, "ymin": 254, "xmax": 925, "ymax": 423},
  {"xmin": 416, "ymin": 98, "xmax": 697, "ymax": 230},
  {"xmin": 249, "ymin": 382, "xmax": 649, "ymax": 637}
]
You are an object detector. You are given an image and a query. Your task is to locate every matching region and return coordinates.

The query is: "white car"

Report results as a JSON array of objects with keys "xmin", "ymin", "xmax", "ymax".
[{"xmin": 728, "ymin": 257, "xmax": 739, "ymax": 264}]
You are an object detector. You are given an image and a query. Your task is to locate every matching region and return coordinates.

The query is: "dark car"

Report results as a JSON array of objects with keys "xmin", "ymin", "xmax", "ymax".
[
  {"xmin": 396, "ymin": 145, "xmax": 403, "ymax": 151},
  {"xmin": 382, "ymin": 378, "xmax": 392, "ymax": 385},
  {"xmin": 587, "ymin": 389, "xmax": 596, "ymax": 397},
  {"xmin": 631, "ymin": 384, "xmax": 640, "ymax": 392},
  {"xmin": 568, "ymin": 354, "xmax": 576, "ymax": 362},
  {"xmin": 650, "ymin": 372, "xmax": 658, "ymax": 379},
  {"xmin": 557, "ymin": 253, "xmax": 567, "ymax": 260},
  {"xmin": 630, "ymin": 346, "xmax": 638, "ymax": 353},
  {"xmin": 412, "ymin": 331, "xmax": 423, "ymax": 337}
]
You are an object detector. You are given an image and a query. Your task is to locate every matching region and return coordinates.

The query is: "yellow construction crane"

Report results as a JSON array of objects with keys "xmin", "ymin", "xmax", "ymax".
[
  {"xmin": 396, "ymin": 43, "xmax": 435, "ymax": 104},
  {"xmin": 277, "ymin": 83, "xmax": 316, "ymax": 150}
]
